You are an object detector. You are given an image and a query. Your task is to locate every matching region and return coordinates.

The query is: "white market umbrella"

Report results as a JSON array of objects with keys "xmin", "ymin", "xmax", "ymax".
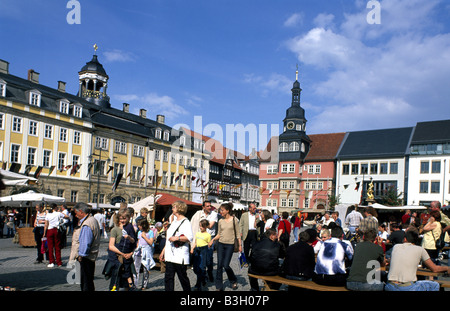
[
  {"xmin": 0, "ymin": 169, "xmax": 37, "ymax": 186},
  {"xmin": 0, "ymin": 190, "xmax": 65, "ymax": 207},
  {"xmin": 130, "ymin": 194, "xmax": 162, "ymax": 215}
]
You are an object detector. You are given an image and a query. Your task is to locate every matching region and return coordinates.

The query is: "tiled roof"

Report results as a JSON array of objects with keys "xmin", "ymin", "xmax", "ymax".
[{"xmin": 305, "ymin": 132, "xmax": 346, "ymax": 161}]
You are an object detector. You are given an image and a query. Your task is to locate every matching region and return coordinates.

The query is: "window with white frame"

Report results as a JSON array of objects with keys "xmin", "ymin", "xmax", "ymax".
[
  {"xmin": 132, "ymin": 166, "xmax": 142, "ymax": 180},
  {"xmin": 267, "ymin": 165, "xmax": 278, "ymax": 174},
  {"xmin": 289, "ymin": 181, "xmax": 296, "ymax": 189},
  {"xmin": 59, "ymin": 128, "xmax": 68, "ymax": 142},
  {"xmin": 281, "ymin": 181, "xmax": 288, "ymax": 189},
  {"xmin": 180, "ymin": 136, "xmax": 186, "ymax": 146},
  {"xmin": 163, "ymin": 131, "xmax": 170, "ymax": 141},
  {"xmin": 155, "ymin": 150, "xmax": 160, "ymax": 160},
  {"xmin": 133, "ymin": 145, "xmax": 144, "ymax": 157},
  {"xmin": 12, "ymin": 116, "xmax": 22, "ymax": 133},
  {"xmin": 29, "ymin": 91, "xmax": 41, "ymax": 106},
  {"xmin": 113, "ymin": 163, "xmax": 125, "ymax": 176},
  {"xmin": 10, "ymin": 144, "xmax": 20, "ymax": 163},
  {"xmin": 279, "ymin": 142, "xmax": 288, "ymax": 152},
  {"xmin": 43, "ymin": 150, "xmax": 51, "ymax": 167},
  {"xmin": 60, "ymin": 100, "xmax": 69, "ymax": 114},
  {"xmin": 0, "ymin": 80, "xmax": 6, "ymax": 97},
  {"xmin": 73, "ymin": 105, "xmax": 82, "ymax": 118},
  {"xmin": 155, "ymin": 128, "xmax": 162, "ymax": 139},
  {"xmin": 114, "ymin": 141, "xmax": 127, "ymax": 154},
  {"xmin": 289, "ymin": 142, "xmax": 299, "ymax": 151},
  {"xmin": 72, "ymin": 155, "xmax": 79, "ymax": 167},
  {"xmin": 29, "ymin": 120, "xmax": 38, "ymax": 136},
  {"xmin": 27, "ymin": 147, "xmax": 36, "ymax": 165},
  {"xmin": 58, "ymin": 153, "xmax": 66, "ymax": 171},
  {"xmin": 95, "ymin": 137, "xmax": 108, "ymax": 150},
  {"xmin": 163, "ymin": 151, "xmax": 168, "ymax": 162},
  {"xmin": 70, "ymin": 190, "xmax": 78, "ymax": 202},
  {"xmin": 73, "ymin": 131, "xmax": 81, "ymax": 145},
  {"xmin": 44, "ymin": 124, "xmax": 53, "ymax": 139}
]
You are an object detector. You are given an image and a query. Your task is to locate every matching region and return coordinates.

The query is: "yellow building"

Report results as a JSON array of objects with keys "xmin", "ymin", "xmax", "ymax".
[{"xmin": 0, "ymin": 54, "xmax": 208, "ymax": 206}]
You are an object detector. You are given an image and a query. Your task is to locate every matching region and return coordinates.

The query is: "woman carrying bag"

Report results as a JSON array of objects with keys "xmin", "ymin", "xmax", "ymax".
[
  {"xmin": 208, "ymin": 202, "xmax": 242, "ymax": 291},
  {"xmin": 103, "ymin": 208, "xmax": 137, "ymax": 291},
  {"xmin": 159, "ymin": 200, "xmax": 193, "ymax": 291}
]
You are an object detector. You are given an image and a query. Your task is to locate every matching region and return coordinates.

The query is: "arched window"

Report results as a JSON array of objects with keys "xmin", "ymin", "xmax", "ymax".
[
  {"xmin": 301, "ymin": 143, "xmax": 306, "ymax": 152},
  {"xmin": 279, "ymin": 142, "xmax": 288, "ymax": 152},
  {"xmin": 289, "ymin": 142, "xmax": 299, "ymax": 151}
]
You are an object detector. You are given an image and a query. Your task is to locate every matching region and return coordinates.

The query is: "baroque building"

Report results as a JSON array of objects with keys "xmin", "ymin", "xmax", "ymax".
[{"xmin": 0, "ymin": 52, "xmax": 208, "ymax": 206}]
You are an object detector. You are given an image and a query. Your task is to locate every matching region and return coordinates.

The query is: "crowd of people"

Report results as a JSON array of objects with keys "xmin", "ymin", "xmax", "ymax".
[
  {"xmin": 3, "ymin": 198, "xmax": 450, "ymax": 292},
  {"xmin": 247, "ymin": 200, "xmax": 450, "ymax": 291}
]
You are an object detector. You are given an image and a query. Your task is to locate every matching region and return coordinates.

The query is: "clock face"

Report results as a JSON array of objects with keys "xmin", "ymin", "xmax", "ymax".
[{"xmin": 287, "ymin": 121, "xmax": 295, "ymax": 130}]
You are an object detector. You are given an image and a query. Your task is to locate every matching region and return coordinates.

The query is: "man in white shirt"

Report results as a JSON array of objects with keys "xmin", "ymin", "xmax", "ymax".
[
  {"xmin": 239, "ymin": 202, "xmax": 260, "ymax": 261},
  {"xmin": 191, "ymin": 200, "xmax": 218, "ymax": 282},
  {"xmin": 93, "ymin": 208, "xmax": 107, "ymax": 238},
  {"xmin": 386, "ymin": 228, "xmax": 449, "ymax": 291}
]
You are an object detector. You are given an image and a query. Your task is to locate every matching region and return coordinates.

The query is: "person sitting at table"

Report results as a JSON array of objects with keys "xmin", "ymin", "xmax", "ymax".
[
  {"xmin": 346, "ymin": 229, "xmax": 386, "ymax": 291},
  {"xmin": 313, "ymin": 225, "xmax": 353, "ymax": 287},
  {"xmin": 385, "ymin": 223, "xmax": 405, "ymax": 259},
  {"xmin": 281, "ymin": 229, "xmax": 317, "ymax": 288},
  {"xmin": 385, "ymin": 227, "xmax": 450, "ymax": 291},
  {"xmin": 247, "ymin": 229, "xmax": 285, "ymax": 291}
]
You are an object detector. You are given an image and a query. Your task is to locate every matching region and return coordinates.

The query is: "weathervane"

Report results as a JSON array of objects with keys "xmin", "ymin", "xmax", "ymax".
[
  {"xmin": 93, "ymin": 44, "xmax": 98, "ymax": 55},
  {"xmin": 295, "ymin": 63, "xmax": 299, "ymax": 81}
]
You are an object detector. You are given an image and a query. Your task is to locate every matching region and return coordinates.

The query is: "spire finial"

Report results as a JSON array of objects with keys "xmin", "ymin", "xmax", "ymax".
[
  {"xmin": 296, "ymin": 63, "xmax": 299, "ymax": 81},
  {"xmin": 93, "ymin": 44, "xmax": 98, "ymax": 55}
]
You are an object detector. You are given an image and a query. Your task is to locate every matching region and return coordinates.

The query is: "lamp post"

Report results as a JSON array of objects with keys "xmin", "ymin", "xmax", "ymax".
[{"xmin": 185, "ymin": 165, "xmax": 196, "ymax": 202}]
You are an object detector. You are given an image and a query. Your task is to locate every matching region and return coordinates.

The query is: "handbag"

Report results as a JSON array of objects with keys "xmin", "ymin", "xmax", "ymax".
[
  {"xmin": 232, "ymin": 217, "xmax": 239, "ymax": 253},
  {"xmin": 280, "ymin": 220, "xmax": 290, "ymax": 242},
  {"xmin": 433, "ymin": 226, "xmax": 445, "ymax": 250}
]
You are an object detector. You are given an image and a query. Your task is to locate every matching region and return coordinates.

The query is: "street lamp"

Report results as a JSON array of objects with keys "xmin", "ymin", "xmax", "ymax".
[{"xmin": 185, "ymin": 165, "xmax": 197, "ymax": 201}]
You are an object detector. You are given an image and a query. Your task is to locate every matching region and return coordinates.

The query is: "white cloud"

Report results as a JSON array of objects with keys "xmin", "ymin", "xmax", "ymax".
[
  {"xmin": 243, "ymin": 73, "xmax": 292, "ymax": 96},
  {"xmin": 285, "ymin": 0, "xmax": 450, "ymax": 133},
  {"xmin": 113, "ymin": 93, "xmax": 188, "ymax": 120},
  {"xmin": 103, "ymin": 49, "xmax": 136, "ymax": 63},
  {"xmin": 284, "ymin": 13, "xmax": 304, "ymax": 27}
]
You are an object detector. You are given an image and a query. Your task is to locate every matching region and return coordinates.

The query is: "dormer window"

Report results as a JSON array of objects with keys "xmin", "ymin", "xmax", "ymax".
[
  {"xmin": 28, "ymin": 90, "xmax": 41, "ymax": 106},
  {"xmin": 163, "ymin": 131, "xmax": 170, "ymax": 141},
  {"xmin": 0, "ymin": 79, "xmax": 6, "ymax": 97},
  {"xmin": 155, "ymin": 128, "xmax": 162, "ymax": 139},
  {"xmin": 59, "ymin": 100, "xmax": 69, "ymax": 114},
  {"xmin": 180, "ymin": 135, "xmax": 186, "ymax": 146},
  {"xmin": 72, "ymin": 104, "xmax": 82, "ymax": 118}
]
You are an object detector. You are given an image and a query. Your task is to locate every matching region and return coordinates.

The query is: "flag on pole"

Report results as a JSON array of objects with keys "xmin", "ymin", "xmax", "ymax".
[
  {"xmin": 9, "ymin": 163, "xmax": 21, "ymax": 173},
  {"xmin": 106, "ymin": 165, "xmax": 114, "ymax": 175},
  {"xmin": 48, "ymin": 166, "xmax": 55, "ymax": 175},
  {"xmin": 112, "ymin": 173, "xmax": 123, "ymax": 192},
  {"xmin": 34, "ymin": 166, "xmax": 43, "ymax": 179},
  {"xmin": 24, "ymin": 165, "xmax": 33, "ymax": 176}
]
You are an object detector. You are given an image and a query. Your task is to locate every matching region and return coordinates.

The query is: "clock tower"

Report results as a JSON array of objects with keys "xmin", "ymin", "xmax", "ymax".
[{"xmin": 278, "ymin": 68, "xmax": 311, "ymax": 161}]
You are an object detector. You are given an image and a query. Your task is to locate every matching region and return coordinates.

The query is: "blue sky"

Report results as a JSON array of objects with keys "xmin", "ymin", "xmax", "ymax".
[{"xmin": 2, "ymin": 0, "xmax": 450, "ymax": 154}]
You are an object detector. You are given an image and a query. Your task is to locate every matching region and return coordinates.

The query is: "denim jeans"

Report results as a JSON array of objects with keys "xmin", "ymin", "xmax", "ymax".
[
  {"xmin": 293, "ymin": 227, "xmax": 300, "ymax": 243},
  {"xmin": 215, "ymin": 242, "xmax": 237, "ymax": 290},
  {"xmin": 346, "ymin": 281, "xmax": 384, "ymax": 291},
  {"xmin": 192, "ymin": 246, "xmax": 208, "ymax": 287},
  {"xmin": 385, "ymin": 281, "xmax": 440, "ymax": 291}
]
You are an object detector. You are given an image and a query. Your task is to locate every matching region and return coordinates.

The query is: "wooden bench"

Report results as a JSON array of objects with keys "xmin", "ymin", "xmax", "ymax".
[
  {"xmin": 248, "ymin": 273, "xmax": 349, "ymax": 291},
  {"xmin": 437, "ymin": 280, "xmax": 450, "ymax": 288}
]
